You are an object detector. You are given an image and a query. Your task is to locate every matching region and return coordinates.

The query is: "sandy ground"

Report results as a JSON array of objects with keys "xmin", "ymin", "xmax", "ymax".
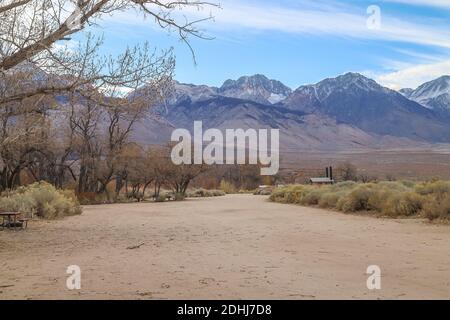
[{"xmin": 0, "ymin": 194, "xmax": 449, "ymax": 300}]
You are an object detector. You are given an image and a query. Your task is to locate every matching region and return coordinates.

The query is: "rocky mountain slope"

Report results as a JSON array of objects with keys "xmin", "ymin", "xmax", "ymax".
[
  {"xmin": 279, "ymin": 73, "xmax": 450, "ymax": 142},
  {"xmin": 15, "ymin": 67, "xmax": 448, "ymax": 151},
  {"xmin": 133, "ymin": 73, "xmax": 450, "ymax": 150},
  {"xmin": 401, "ymin": 76, "xmax": 450, "ymax": 120},
  {"xmin": 218, "ymin": 74, "xmax": 292, "ymax": 104}
]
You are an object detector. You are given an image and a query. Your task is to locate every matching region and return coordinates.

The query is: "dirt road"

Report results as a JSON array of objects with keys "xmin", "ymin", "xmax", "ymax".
[{"xmin": 1, "ymin": 195, "xmax": 449, "ymax": 300}]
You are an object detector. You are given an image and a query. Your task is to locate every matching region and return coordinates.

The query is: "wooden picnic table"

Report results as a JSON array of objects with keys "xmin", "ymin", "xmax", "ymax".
[{"xmin": 0, "ymin": 212, "xmax": 23, "ymax": 230}]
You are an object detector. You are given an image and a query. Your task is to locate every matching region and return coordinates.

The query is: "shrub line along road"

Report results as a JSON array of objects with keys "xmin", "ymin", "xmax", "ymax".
[{"xmin": 0, "ymin": 195, "xmax": 449, "ymax": 299}]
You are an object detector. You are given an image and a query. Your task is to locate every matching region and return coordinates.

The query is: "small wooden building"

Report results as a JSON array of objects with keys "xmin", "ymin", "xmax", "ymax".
[
  {"xmin": 309, "ymin": 177, "xmax": 335, "ymax": 185},
  {"xmin": 309, "ymin": 166, "xmax": 335, "ymax": 185}
]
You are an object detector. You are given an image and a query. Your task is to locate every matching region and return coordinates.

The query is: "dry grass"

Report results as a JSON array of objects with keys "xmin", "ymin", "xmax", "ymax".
[
  {"xmin": 220, "ymin": 180, "xmax": 237, "ymax": 194},
  {"xmin": 77, "ymin": 192, "xmax": 109, "ymax": 205},
  {"xmin": 270, "ymin": 180, "xmax": 450, "ymax": 221}
]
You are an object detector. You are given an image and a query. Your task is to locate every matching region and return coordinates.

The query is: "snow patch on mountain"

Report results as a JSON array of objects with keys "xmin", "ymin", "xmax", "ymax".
[
  {"xmin": 403, "ymin": 76, "xmax": 450, "ymax": 115},
  {"xmin": 218, "ymin": 74, "xmax": 292, "ymax": 105}
]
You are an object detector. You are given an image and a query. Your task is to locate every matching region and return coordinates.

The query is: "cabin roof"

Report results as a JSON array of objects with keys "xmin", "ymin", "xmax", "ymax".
[{"xmin": 310, "ymin": 177, "xmax": 334, "ymax": 184}]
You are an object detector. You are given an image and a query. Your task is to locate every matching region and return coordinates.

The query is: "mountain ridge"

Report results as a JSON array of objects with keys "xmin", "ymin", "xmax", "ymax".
[
  {"xmin": 401, "ymin": 75, "xmax": 450, "ymax": 120},
  {"xmin": 278, "ymin": 73, "xmax": 450, "ymax": 142},
  {"xmin": 132, "ymin": 72, "xmax": 450, "ymax": 149}
]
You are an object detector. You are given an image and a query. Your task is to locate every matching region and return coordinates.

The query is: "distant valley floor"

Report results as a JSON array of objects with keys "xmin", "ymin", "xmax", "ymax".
[{"xmin": 280, "ymin": 145, "xmax": 450, "ymax": 180}]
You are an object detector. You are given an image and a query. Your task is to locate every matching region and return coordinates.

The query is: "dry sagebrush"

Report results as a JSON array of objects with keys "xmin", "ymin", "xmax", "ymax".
[
  {"xmin": 270, "ymin": 180, "xmax": 450, "ymax": 221},
  {"xmin": 0, "ymin": 182, "xmax": 82, "ymax": 219}
]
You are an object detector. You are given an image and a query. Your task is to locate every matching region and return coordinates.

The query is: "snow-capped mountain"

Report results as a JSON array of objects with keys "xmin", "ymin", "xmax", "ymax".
[
  {"xmin": 282, "ymin": 72, "xmax": 392, "ymax": 111},
  {"xmin": 218, "ymin": 74, "xmax": 292, "ymax": 104},
  {"xmin": 9, "ymin": 64, "xmax": 450, "ymax": 151},
  {"xmin": 169, "ymin": 81, "xmax": 218, "ymax": 104},
  {"xmin": 280, "ymin": 73, "xmax": 450, "ymax": 142},
  {"xmin": 134, "ymin": 93, "xmax": 408, "ymax": 151},
  {"xmin": 399, "ymin": 88, "xmax": 413, "ymax": 98},
  {"xmin": 402, "ymin": 76, "xmax": 450, "ymax": 119},
  {"xmin": 152, "ymin": 75, "xmax": 291, "ymax": 110},
  {"xmin": 130, "ymin": 72, "xmax": 450, "ymax": 148}
]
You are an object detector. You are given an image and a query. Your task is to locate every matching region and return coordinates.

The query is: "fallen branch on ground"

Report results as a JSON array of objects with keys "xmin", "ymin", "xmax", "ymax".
[{"xmin": 127, "ymin": 242, "xmax": 145, "ymax": 250}]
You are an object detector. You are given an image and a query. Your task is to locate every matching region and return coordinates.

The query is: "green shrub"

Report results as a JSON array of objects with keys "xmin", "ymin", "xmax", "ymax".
[
  {"xmin": 337, "ymin": 184, "xmax": 375, "ymax": 212},
  {"xmin": 174, "ymin": 193, "xmax": 186, "ymax": 201},
  {"xmin": 212, "ymin": 190, "xmax": 226, "ymax": 197},
  {"xmin": 0, "ymin": 182, "xmax": 82, "ymax": 219},
  {"xmin": 318, "ymin": 192, "xmax": 342, "ymax": 208},
  {"xmin": 238, "ymin": 189, "xmax": 256, "ymax": 194},
  {"xmin": 333, "ymin": 181, "xmax": 357, "ymax": 189},
  {"xmin": 284, "ymin": 185, "xmax": 306, "ymax": 204},
  {"xmin": 300, "ymin": 189, "xmax": 322, "ymax": 206},
  {"xmin": 421, "ymin": 194, "xmax": 450, "ymax": 221},
  {"xmin": 377, "ymin": 181, "xmax": 411, "ymax": 192},
  {"xmin": 400, "ymin": 180, "xmax": 417, "ymax": 188},
  {"xmin": 270, "ymin": 180, "xmax": 450, "ymax": 221},
  {"xmin": 382, "ymin": 192, "xmax": 424, "ymax": 217},
  {"xmin": 187, "ymin": 189, "xmax": 226, "ymax": 198},
  {"xmin": 415, "ymin": 181, "xmax": 450, "ymax": 197},
  {"xmin": 190, "ymin": 188, "xmax": 207, "ymax": 197},
  {"xmin": 60, "ymin": 189, "xmax": 79, "ymax": 203},
  {"xmin": 365, "ymin": 189, "xmax": 389, "ymax": 211},
  {"xmin": 155, "ymin": 195, "xmax": 167, "ymax": 202},
  {"xmin": 269, "ymin": 188, "xmax": 288, "ymax": 203}
]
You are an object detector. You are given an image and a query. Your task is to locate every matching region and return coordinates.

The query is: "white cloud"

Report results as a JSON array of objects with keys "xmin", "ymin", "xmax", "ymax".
[
  {"xmin": 383, "ymin": 0, "xmax": 450, "ymax": 9},
  {"xmin": 104, "ymin": 0, "xmax": 450, "ymax": 90},
  {"xmin": 392, "ymin": 49, "xmax": 446, "ymax": 64},
  {"xmin": 193, "ymin": 0, "xmax": 450, "ymax": 49},
  {"xmin": 107, "ymin": 0, "xmax": 450, "ymax": 50},
  {"xmin": 375, "ymin": 59, "xmax": 450, "ymax": 89}
]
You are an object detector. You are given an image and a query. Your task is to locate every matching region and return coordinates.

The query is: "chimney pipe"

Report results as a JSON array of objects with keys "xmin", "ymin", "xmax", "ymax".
[{"xmin": 326, "ymin": 167, "xmax": 329, "ymax": 178}]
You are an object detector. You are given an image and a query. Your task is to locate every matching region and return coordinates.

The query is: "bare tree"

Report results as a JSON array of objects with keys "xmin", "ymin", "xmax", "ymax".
[
  {"xmin": 0, "ymin": 0, "xmax": 217, "ymax": 195},
  {"xmin": 0, "ymin": 0, "xmax": 216, "ymax": 70},
  {"xmin": 117, "ymin": 145, "xmax": 157, "ymax": 201},
  {"xmin": 336, "ymin": 161, "xmax": 358, "ymax": 182},
  {"xmin": 0, "ymin": 0, "xmax": 216, "ymax": 106},
  {"xmin": 159, "ymin": 145, "xmax": 207, "ymax": 195},
  {"xmin": 0, "ymin": 100, "xmax": 51, "ymax": 190}
]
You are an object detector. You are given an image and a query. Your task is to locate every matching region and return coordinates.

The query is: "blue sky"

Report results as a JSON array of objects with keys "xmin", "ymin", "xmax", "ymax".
[{"xmin": 83, "ymin": 0, "xmax": 450, "ymax": 90}]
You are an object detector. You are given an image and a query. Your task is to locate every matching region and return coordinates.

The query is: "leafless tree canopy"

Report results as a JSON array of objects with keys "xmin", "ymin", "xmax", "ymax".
[
  {"xmin": 0, "ymin": 0, "xmax": 216, "ymax": 70},
  {"xmin": 0, "ymin": 0, "xmax": 216, "ymax": 104},
  {"xmin": 0, "ymin": 0, "xmax": 217, "ymax": 193}
]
